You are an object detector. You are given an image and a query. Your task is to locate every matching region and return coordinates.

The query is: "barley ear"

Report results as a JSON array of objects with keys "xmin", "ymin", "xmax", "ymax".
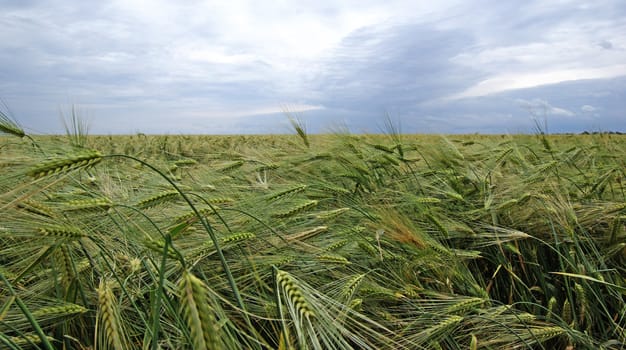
[
  {"xmin": 97, "ymin": 279, "xmax": 127, "ymax": 350},
  {"xmin": 470, "ymin": 334, "xmax": 478, "ymax": 350},
  {"xmin": 178, "ymin": 270, "xmax": 220, "ymax": 349},
  {"xmin": 275, "ymin": 269, "xmax": 314, "ymax": 320},
  {"xmin": 28, "ymin": 150, "xmax": 102, "ymax": 178},
  {"xmin": 0, "ymin": 110, "xmax": 25, "ymax": 138},
  {"xmin": 287, "ymin": 115, "xmax": 309, "ymax": 148}
]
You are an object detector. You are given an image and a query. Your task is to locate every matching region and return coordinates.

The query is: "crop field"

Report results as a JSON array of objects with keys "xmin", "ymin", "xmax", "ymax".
[{"xmin": 0, "ymin": 118, "xmax": 625, "ymax": 349}]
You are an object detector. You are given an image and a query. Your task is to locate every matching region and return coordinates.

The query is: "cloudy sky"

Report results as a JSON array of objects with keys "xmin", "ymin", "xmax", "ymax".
[{"xmin": 1, "ymin": 0, "xmax": 625, "ymax": 134}]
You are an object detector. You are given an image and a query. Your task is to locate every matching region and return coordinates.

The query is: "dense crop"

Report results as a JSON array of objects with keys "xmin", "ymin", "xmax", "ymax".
[{"xmin": 0, "ymin": 117, "xmax": 625, "ymax": 349}]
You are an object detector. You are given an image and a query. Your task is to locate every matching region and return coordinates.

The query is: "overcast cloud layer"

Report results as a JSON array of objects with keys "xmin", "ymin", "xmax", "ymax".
[{"xmin": 1, "ymin": 0, "xmax": 625, "ymax": 134}]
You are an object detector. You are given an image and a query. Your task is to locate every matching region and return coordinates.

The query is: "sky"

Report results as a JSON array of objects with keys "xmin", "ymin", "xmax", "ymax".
[{"xmin": 1, "ymin": 0, "xmax": 625, "ymax": 134}]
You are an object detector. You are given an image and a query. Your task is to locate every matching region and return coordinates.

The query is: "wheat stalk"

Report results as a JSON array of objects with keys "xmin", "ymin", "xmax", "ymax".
[
  {"xmin": 275, "ymin": 269, "xmax": 314, "ymax": 319},
  {"xmin": 285, "ymin": 225, "xmax": 327, "ymax": 242},
  {"xmin": 97, "ymin": 279, "xmax": 126, "ymax": 350},
  {"xmin": 574, "ymin": 282, "xmax": 588, "ymax": 326},
  {"xmin": 444, "ymin": 297, "xmax": 485, "ymax": 315},
  {"xmin": 424, "ymin": 315, "xmax": 463, "ymax": 337},
  {"xmin": 7, "ymin": 333, "xmax": 55, "ymax": 346},
  {"xmin": 17, "ymin": 200, "xmax": 56, "ymax": 218},
  {"xmin": 143, "ymin": 239, "xmax": 179, "ymax": 260},
  {"xmin": 547, "ymin": 296, "xmax": 558, "ymax": 321},
  {"xmin": 324, "ymin": 239, "xmax": 349, "ymax": 252},
  {"xmin": 315, "ymin": 254, "xmax": 351, "ymax": 265},
  {"xmin": 412, "ymin": 196, "xmax": 441, "ymax": 204},
  {"xmin": 174, "ymin": 158, "xmax": 198, "ymax": 167},
  {"xmin": 174, "ymin": 207, "xmax": 215, "ymax": 225},
  {"xmin": 222, "ymin": 231, "xmax": 256, "ymax": 243},
  {"xmin": 470, "ymin": 334, "xmax": 478, "ymax": 350},
  {"xmin": 315, "ymin": 207, "xmax": 350, "ymax": 220},
  {"xmin": 38, "ymin": 224, "xmax": 86, "ymax": 238},
  {"xmin": 54, "ymin": 244, "xmax": 74, "ymax": 286},
  {"xmin": 178, "ymin": 270, "xmax": 220, "ymax": 349},
  {"xmin": 530, "ymin": 326, "xmax": 566, "ymax": 342},
  {"xmin": 218, "ymin": 160, "xmax": 244, "ymax": 172},
  {"xmin": 341, "ymin": 274, "xmax": 366, "ymax": 300},
  {"xmin": 0, "ymin": 110, "xmax": 25, "ymax": 138},
  {"xmin": 272, "ymin": 200, "xmax": 318, "ymax": 219},
  {"xmin": 137, "ymin": 190, "xmax": 179, "ymax": 209},
  {"xmin": 562, "ymin": 299, "xmax": 573, "ymax": 325},
  {"xmin": 27, "ymin": 150, "xmax": 102, "ymax": 178},
  {"xmin": 31, "ymin": 303, "xmax": 87, "ymax": 318},
  {"xmin": 62, "ymin": 197, "xmax": 112, "ymax": 212},
  {"xmin": 267, "ymin": 185, "xmax": 307, "ymax": 201}
]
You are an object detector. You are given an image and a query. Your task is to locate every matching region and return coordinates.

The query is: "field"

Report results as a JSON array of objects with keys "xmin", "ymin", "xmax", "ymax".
[{"xmin": 0, "ymin": 119, "xmax": 625, "ymax": 349}]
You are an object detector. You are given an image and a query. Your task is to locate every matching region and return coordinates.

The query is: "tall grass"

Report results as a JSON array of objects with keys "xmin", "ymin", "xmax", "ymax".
[{"xmin": 0, "ymin": 123, "xmax": 624, "ymax": 349}]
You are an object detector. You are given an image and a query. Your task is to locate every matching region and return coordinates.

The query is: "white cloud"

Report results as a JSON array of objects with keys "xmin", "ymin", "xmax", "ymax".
[
  {"xmin": 581, "ymin": 104, "xmax": 596, "ymax": 112},
  {"xmin": 550, "ymin": 107, "xmax": 575, "ymax": 117},
  {"xmin": 186, "ymin": 103, "xmax": 324, "ymax": 119},
  {"xmin": 448, "ymin": 65, "xmax": 626, "ymax": 99},
  {"xmin": 598, "ymin": 40, "xmax": 613, "ymax": 50},
  {"xmin": 516, "ymin": 98, "xmax": 574, "ymax": 117},
  {"xmin": 444, "ymin": 3, "xmax": 626, "ymax": 100}
]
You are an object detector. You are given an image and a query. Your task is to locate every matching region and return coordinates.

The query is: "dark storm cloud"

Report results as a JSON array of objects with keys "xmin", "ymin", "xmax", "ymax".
[
  {"xmin": 320, "ymin": 23, "xmax": 481, "ymax": 103},
  {"xmin": 409, "ymin": 77, "xmax": 626, "ymax": 134},
  {"xmin": 296, "ymin": 1, "xmax": 626, "ymax": 133},
  {"xmin": 304, "ymin": 22, "xmax": 485, "ymax": 131}
]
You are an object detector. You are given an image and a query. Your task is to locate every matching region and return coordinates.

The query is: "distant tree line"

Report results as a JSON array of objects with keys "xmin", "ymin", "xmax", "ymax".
[{"xmin": 579, "ymin": 131, "xmax": 624, "ymax": 135}]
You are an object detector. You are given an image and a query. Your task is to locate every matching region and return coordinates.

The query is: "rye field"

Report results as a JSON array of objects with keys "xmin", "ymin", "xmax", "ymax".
[{"xmin": 0, "ymin": 118, "xmax": 625, "ymax": 349}]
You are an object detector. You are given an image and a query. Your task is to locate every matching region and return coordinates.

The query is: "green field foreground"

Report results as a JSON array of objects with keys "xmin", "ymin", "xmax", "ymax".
[{"xmin": 1, "ymin": 124, "xmax": 625, "ymax": 349}]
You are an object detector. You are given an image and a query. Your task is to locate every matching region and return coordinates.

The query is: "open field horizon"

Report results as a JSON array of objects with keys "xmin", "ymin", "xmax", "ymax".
[
  {"xmin": 1, "ymin": 115, "xmax": 625, "ymax": 349},
  {"xmin": 3, "ymin": 1, "xmax": 625, "ymax": 347}
]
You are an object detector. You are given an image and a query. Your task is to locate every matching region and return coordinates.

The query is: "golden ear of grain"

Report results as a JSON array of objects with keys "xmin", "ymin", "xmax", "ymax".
[
  {"xmin": 444, "ymin": 297, "xmax": 485, "ymax": 315},
  {"xmin": 412, "ymin": 196, "xmax": 441, "ymax": 204},
  {"xmin": 222, "ymin": 232, "xmax": 256, "ymax": 244},
  {"xmin": 0, "ymin": 111, "xmax": 25, "ymax": 138},
  {"xmin": 143, "ymin": 239, "xmax": 179, "ymax": 260},
  {"xmin": 546, "ymin": 296, "xmax": 558, "ymax": 321},
  {"xmin": 9, "ymin": 333, "xmax": 55, "ymax": 346},
  {"xmin": 315, "ymin": 254, "xmax": 350, "ymax": 265},
  {"xmin": 348, "ymin": 298, "xmax": 362, "ymax": 310},
  {"xmin": 272, "ymin": 200, "xmax": 318, "ymax": 219},
  {"xmin": 53, "ymin": 244, "xmax": 74, "ymax": 286},
  {"xmin": 137, "ymin": 190, "xmax": 179, "ymax": 209},
  {"xmin": 174, "ymin": 158, "xmax": 198, "ymax": 167},
  {"xmin": 218, "ymin": 160, "xmax": 244, "ymax": 172},
  {"xmin": 174, "ymin": 207, "xmax": 215, "ymax": 225},
  {"xmin": 530, "ymin": 326, "xmax": 566, "ymax": 342},
  {"xmin": 63, "ymin": 197, "xmax": 112, "ymax": 212},
  {"xmin": 97, "ymin": 279, "xmax": 126, "ymax": 350},
  {"xmin": 318, "ymin": 184, "xmax": 351, "ymax": 196},
  {"xmin": 341, "ymin": 274, "xmax": 365, "ymax": 299},
  {"xmin": 425, "ymin": 316, "xmax": 463, "ymax": 337},
  {"xmin": 429, "ymin": 340, "xmax": 444, "ymax": 350},
  {"xmin": 178, "ymin": 270, "xmax": 219, "ymax": 349},
  {"xmin": 275, "ymin": 269, "xmax": 314, "ymax": 319},
  {"xmin": 17, "ymin": 200, "xmax": 56, "ymax": 218},
  {"xmin": 574, "ymin": 283, "xmax": 587, "ymax": 325},
  {"xmin": 38, "ymin": 224, "xmax": 86, "ymax": 239},
  {"xmin": 324, "ymin": 239, "xmax": 349, "ymax": 252},
  {"xmin": 286, "ymin": 226, "xmax": 327, "ymax": 242},
  {"xmin": 27, "ymin": 150, "xmax": 102, "ymax": 178},
  {"xmin": 470, "ymin": 334, "xmax": 478, "ymax": 350},
  {"xmin": 370, "ymin": 143, "xmax": 395, "ymax": 153},
  {"xmin": 267, "ymin": 185, "xmax": 307, "ymax": 201},
  {"xmin": 32, "ymin": 303, "xmax": 87, "ymax": 318},
  {"xmin": 315, "ymin": 207, "xmax": 350, "ymax": 220}
]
